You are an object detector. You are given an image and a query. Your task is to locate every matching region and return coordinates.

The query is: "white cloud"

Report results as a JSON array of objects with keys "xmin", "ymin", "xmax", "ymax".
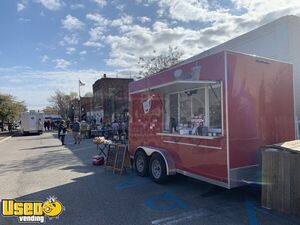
[
  {"xmin": 41, "ymin": 55, "xmax": 49, "ymax": 63},
  {"xmin": 89, "ymin": 27, "xmax": 104, "ymax": 41},
  {"xmin": 60, "ymin": 34, "xmax": 79, "ymax": 45},
  {"xmin": 18, "ymin": 18, "xmax": 31, "ymax": 22},
  {"xmin": 83, "ymin": 41, "xmax": 103, "ymax": 48},
  {"xmin": 135, "ymin": 0, "xmax": 155, "ymax": 7},
  {"xmin": 111, "ymin": 15, "xmax": 133, "ymax": 27},
  {"xmin": 62, "ymin": 15, "xmax": 84, "ymax": 30},
  {"xmin": 38, "ymin": 0, "xmax": 64, "ymax": 11},
  {"xmin": 115, "ymin": 4, "xmax": 125, "ymax": 11},
  {"xmin": 86, "ymin": 13, "xmax": 109, "ymax": 26},
  {"xmin": 137, "ymin": 16, "xmax": 151, "ymax": 23},
  {"xmin": 66, "ymin": 47, "xmax": 76, "ymax": 55},
  {"xmin": 17, "ymin": 2, "xmax": 26, "ymax": 12},
  {"xmin": 91, "ymin": 0, "xmax": 107, "ymax": 7},
  {"xmin": 53, "ymin": 58, "xmax": 72, "ymax": 69},
  {"xmin": 156, "ymin": 0, "xmax": 229, "ymax": 23},
  {"xmin": 8, "ymin": 78, "xmax": 22, "ymax": 83},
  {"xmin": 84, "ymin": 14, "xmax": 110, "ymax": 50},
  {"xmin": 86, "ymin": 13, "xmax": 133, "ymax": 28},
  {"xmin": 82, "ymin": 26, "xmax": 105, "ymax": 49},
  {"xmin": 79, "ymin": 50, "xmax": 87, "ymax": 55},
  {"xmin": 70, "ymin": 3, "xmax": 85, "ymax": 10}
]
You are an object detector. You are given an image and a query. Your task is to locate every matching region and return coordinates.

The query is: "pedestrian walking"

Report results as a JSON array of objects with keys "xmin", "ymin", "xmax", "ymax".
[
  {"xmin": 72, "ymin": 119, "xmax": 81, "ymax": 144},
  {"xmin": 112, "ymin": 120, "xmax": 119, "ymax": 134},
  {"xmin": 80, "ymin": 120, "xmax": 89, "ymax": 139},
  {"xmin": 8, "ymin": 123, "xmax": 12, "ymax": 133},
  {"xmin": 46, "ymin": 120, "xmax": 50, "ymax": 131},
  {"xmin": 49, "ymin": 120, "xmax": 52, "ymax": 130},
  {"xmin": 44, "ymin": 121, "xmax": 47, "ymax": 131},
  {"xmin": 51, "ymin": 121, "xmax": 55, "ymax": 130},
  {"xmin": 58, "ymin": 120, "xmax": 67, "ymax": 145}
]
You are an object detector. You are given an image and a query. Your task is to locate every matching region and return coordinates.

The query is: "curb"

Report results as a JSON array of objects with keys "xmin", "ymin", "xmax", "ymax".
[{"xmin": 0, "ymin": 136, "xmax": 12, "ymax": 143}]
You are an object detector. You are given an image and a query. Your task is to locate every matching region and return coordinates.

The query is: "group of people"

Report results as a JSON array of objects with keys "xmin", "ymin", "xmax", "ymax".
[
  {"xmin": 58, "ymin": 119, "xmax": 90, "ymax": 145},
  {"xmin": 57, "ymin": 118, "xmax": 128, "ymax": 145},
  {"xmin": 111, "ymin": 120, "xmax": 128, "ymax": 135},
  {"xmin": 44, "ymin": 120, "xmax": 54, "ymax": 131}
]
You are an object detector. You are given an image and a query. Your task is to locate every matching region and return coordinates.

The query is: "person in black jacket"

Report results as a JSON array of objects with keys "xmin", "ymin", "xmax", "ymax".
[{"xmin": 58, "ymin": 120, "xmax": 67, "ymax": 145}]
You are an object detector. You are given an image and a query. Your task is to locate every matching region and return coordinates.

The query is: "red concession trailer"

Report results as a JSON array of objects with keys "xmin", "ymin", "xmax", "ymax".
[{"xmin": 128, "ymin": 51, "xmax": 296, "ymax": 188}]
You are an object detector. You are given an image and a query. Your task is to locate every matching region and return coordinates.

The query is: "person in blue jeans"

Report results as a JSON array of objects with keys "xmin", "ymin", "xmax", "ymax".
[{"xmin": 58, "ymin": 120, "xmax": 67, "ymax": 145}]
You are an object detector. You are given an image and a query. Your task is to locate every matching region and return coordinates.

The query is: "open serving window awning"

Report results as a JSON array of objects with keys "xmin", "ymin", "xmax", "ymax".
[{"xmin": 130, "ymin": 80, "xmax": 220, "ymax": 94}]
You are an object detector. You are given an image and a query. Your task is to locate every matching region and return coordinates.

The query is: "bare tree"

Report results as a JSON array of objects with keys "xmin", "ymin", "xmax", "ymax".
[
  {"xmin": 42, "ymin": 106, "xmax": 58, "ymax": 115},
  {"xmin": 48, "ymin": 91, "xmax": 77, "ymax": 119},
  {"xmin": 138, "ymin": 46, "xmax": 184, "ymax": 77}
]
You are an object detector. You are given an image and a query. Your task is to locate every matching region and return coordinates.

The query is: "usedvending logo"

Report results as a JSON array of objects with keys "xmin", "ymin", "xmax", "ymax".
[{"xmin": 1, "ymin": 196, "xmax": 65, "ymax": 223}]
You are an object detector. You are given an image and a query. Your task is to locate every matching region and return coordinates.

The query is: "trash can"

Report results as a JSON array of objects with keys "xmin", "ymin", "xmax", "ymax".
[{"xmin": 262, "ymin": 141, "xmax": 300, "ymax": 215}]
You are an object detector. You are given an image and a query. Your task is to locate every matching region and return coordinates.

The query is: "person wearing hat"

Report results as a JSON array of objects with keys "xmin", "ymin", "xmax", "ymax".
[{"xmin": 58, "ymin": 120, "xmax": 67, "ymax": 145}]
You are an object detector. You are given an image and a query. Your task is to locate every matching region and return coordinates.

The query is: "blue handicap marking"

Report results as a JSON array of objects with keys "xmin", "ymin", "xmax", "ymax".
[
  {"xmin": 145, "ymin": 191, "xmax": 188, "ymax": 211},
  {"xmin": 114, "ymin": 176, "xmax": 151, "ymax": 190},
  {"xmin": 245, "ymin": 196, "xmax": 258, "ymax": 225}
]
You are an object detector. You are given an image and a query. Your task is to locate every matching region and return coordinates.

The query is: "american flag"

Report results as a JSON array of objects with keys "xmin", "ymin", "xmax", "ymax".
[{"xmin": 79, "ymin": 80, "xmax": 85, "ymax": 86}]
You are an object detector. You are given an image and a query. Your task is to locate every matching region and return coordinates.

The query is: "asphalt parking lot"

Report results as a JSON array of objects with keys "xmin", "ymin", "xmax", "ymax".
[{"xmin": 0, "ymin": 133, "xmax": 299, "ymax": 225}]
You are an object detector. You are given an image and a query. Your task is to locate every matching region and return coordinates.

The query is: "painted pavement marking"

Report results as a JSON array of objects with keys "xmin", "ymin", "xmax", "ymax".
[{"xmin": 145, "ymin": 191, "xmax": 187, "ymax": 211}]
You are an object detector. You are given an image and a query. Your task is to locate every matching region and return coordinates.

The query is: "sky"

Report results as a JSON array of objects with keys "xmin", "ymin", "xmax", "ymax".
[{"xmin": 0, "ymin": 0, "xmax": 300, "ymax": 110}]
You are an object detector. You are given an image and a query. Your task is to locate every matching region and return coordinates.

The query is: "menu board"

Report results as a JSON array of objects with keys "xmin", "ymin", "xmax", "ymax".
[
  {"xmin": 105, "ymin": 144, "xmax": 117, "ymax": 168},
  {"xmin": 113, "ymin": 144, "xmax": 131, "ymax": 175}
]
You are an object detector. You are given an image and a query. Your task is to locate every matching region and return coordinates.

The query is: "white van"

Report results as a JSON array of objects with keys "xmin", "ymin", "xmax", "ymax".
[{"xmin": 20, "ymin": 111, "xmax": 44, "ymax": 135}]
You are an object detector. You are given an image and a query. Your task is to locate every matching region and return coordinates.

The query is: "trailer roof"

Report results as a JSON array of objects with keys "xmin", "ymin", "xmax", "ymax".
[{"xmin": 130, "ymin": 80, "xmax": 218, "ymax": 94}]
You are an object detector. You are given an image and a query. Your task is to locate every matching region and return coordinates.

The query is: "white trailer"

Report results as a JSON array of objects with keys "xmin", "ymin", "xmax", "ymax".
[{"xmin": 20, "ymin": 111, "xmax": 44, "ymax": 135}]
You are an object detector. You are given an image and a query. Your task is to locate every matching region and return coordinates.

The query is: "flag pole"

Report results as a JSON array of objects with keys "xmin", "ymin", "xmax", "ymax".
[{"xmin": 79, "ymin": 80, "xmax": 81, "ymax": 122}]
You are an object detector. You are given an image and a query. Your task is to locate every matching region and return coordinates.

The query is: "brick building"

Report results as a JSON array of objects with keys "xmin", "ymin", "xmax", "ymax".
[
  {"xmin": 80, "ymin": 97, "xmax": 93, "ymax": 122},
  {"xmin": 92, "ymin": 76, "xmax": 133, "ymax": 125},
  {"xmin": 71, "ymin": 97, "xmax": 93, "ymax": 122}
]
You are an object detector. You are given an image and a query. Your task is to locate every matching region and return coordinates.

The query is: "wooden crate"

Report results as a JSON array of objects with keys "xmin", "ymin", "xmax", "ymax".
[{"xmin": 261, "ymin": 141, "xmax": 300, "ymax": 215}]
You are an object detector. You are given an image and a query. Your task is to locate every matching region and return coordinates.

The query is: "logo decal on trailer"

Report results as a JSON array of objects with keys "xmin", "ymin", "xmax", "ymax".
[
  {"xmin": 143, "ymin": 98, "xmax": 152, "ymax": 114},
  {"xmin": 174, "ymin": 65, "xmax": 201, "ymax": 80}
]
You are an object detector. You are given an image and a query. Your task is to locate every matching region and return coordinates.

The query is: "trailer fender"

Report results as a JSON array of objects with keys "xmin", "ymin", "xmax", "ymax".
[{"xmin": 135, "ymin": 146, "xmax": 176, "ymax": 175}]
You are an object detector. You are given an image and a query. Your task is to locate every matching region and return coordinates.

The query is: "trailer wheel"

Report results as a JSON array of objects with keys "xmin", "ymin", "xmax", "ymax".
[
  {"xmin": 134, "ymin": 150, "xmax": 149, "ymax": 177},
  {"xmin": 149, "ymin": 153, "xmax": 167, "ymax": 183}
]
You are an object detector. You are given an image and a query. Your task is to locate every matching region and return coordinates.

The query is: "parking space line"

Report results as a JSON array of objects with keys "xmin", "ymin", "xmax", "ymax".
[
  {"xmin": 0, "ymin": 136, "xmax": 12, "ymax": 143},
  {"xmin": 151, "ymin": 208, "xmax": 213, "ymax": 225}
]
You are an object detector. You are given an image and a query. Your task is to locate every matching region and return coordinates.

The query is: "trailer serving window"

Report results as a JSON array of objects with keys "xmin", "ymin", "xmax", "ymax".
[{"xmin": 159, "ymin": 81, "xmax": 222, "ymax": 137}]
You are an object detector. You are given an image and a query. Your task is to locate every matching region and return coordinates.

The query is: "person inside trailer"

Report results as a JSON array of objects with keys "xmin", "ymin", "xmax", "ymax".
[{"xmin": 170, "ymin": 117, "xmax": 177, "ymax": 133}]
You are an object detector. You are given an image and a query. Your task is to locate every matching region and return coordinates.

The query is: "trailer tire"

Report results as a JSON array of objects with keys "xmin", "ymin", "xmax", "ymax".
[
  {"xmin": 149, "ymin": 153, "xmax": 167, "ymax": 183},
  {"xmin": 134, "ymin": 150, "xmax": 149, "ymax": 177}
]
